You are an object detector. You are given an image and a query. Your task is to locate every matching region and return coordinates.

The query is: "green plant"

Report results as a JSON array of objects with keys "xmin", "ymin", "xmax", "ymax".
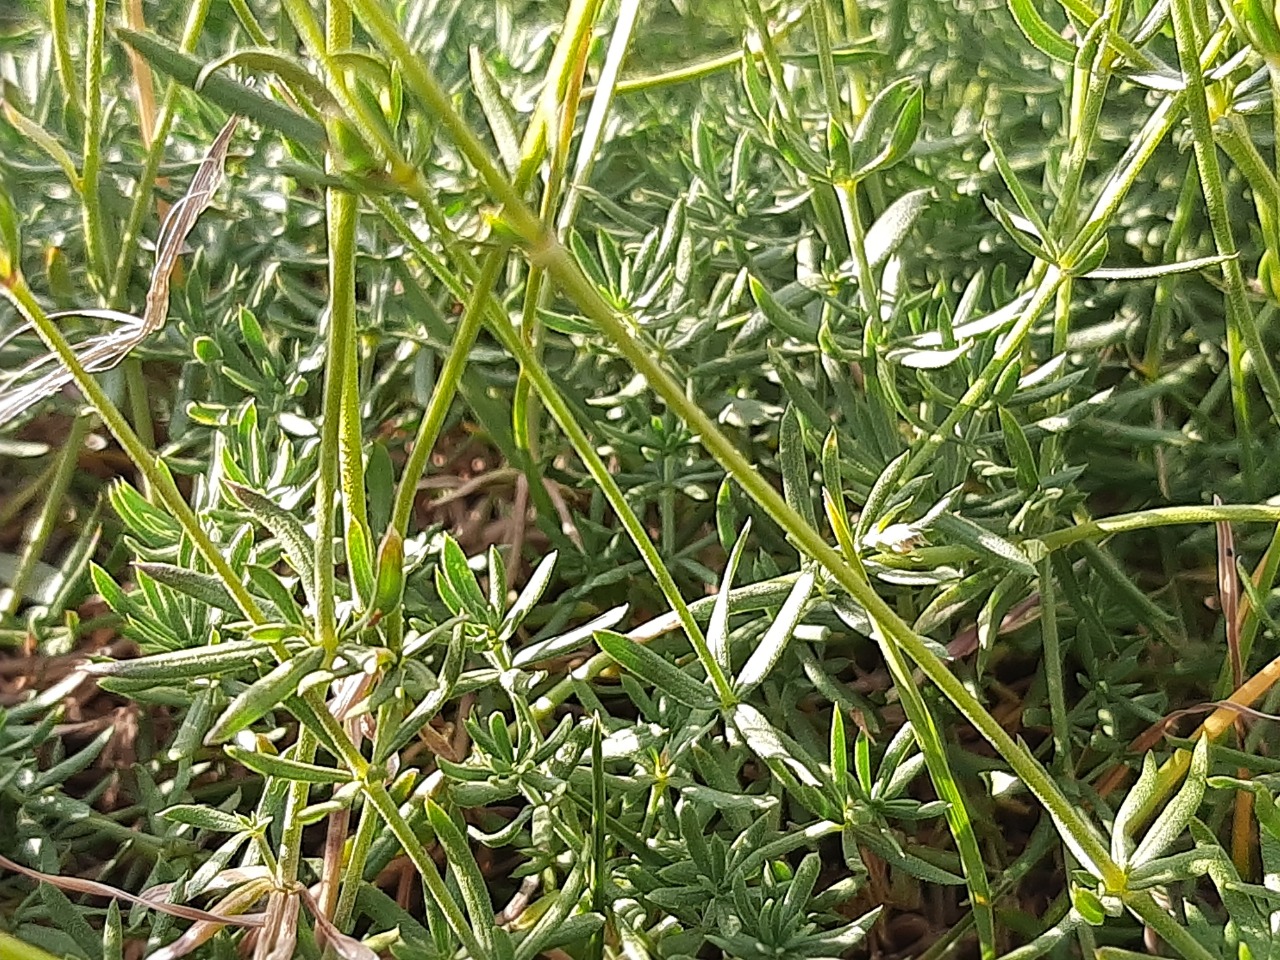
[{"xmin": 3, "ymin": 0, "xmax": 1280, "ymax": 958}]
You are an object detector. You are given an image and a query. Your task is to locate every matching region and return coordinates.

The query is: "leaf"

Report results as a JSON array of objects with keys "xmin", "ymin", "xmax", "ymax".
[
  {"xmin": 134, "ymin": 562, "xmax": 242, "ymax": 614},
  {"xmin": 1084, "ymin": 254, "xmax": 1232, "ymax": 280},
  {"xmin": 749, "ymin": 276, "xmax": 819, "ymax": 341},
  {"xmin": 159, "ymin": 804, "xmax": 248, "ymax": 834},
  {"xmin": 985, "ymin": 196, "xmax": 1054, "ymax": 262},
  {"xmin": 729, "ymin": 702, "xmax": 823, "ymax": 787},
  {"xmin": 2, "ymin": 99, "xmax": 82, "ymax": 192},
  {"xmin": 205, "ymin": 647, "xmax": 326, "ymax": 744},
  {"xmin": 779, "ymin": 405, "xmax": 818, "ymax": 532},
  {"xmin": 469, "ymin": 48, "xmax": 521, "ymax": 176},
  {"xmin": 849, "ymin": 78, "xmax": 923, "ymax": 180},
  {"xmin": 594, "ymin": 629, "xmax": 718, "ymax": 710},
  {"xmin": 0, "ymin": 185, "xmax": 17, "ymax": 282},
  {"xmin": 998, "ymin": 408, "xmax": 1038, "ymax": 492},
  {"xmin": 224, "ymin": 745, "xmax": 352, "ymax": 784},
  {"xmin": 1007, "ymin": 0, "xmax": 1076, "ymax": 63},
  {"xmin": 195, "ymin": 47, "xmax": 338, "ymax": 111},
  {"xmin": 864, "ymin": 189, "xmax": 932, "ymax": 270},
  {"xmin": 438, "ymin": 534, "xmax": 492, "ymax": 623},
  {"xmin": 425, "ymin": 801, "xmax": 501, "ymax": 956},
  {"xmin": 499, "ymin": 551, "xmax": 557, "ymax": 641},
  {"xmin": 708, "ymin": 520, "xmax": 753, "ymax": 672},
  {"xmin": 226, "ymin": 482, "xmax": 316, "ymax": 602},
  {"xmin": 735, "ymin": 571, "xmax": 814, "ymax": 694},
  {"xmin": 1111, "ymin": 752, "xmax": 1162, "ymax": 866},
  {"xmin": 372, "ymin": 528, "xmax": 406, "ymax": 616},
  {"xmin": 929, "ymin": 513, "xmax": 1037, "ymax": 577},
  {"xmin": 1132, "ymin": 737, "xmax": 1209, "ymax": 868},
  {"xmin": 982, "ymin": 125, "xmax": 1049, "ymax": 240},
  {"xmin": 346, "ymin": 516, "xmax": 375, "ymax": 608},
  {"xmin": 512, "ymin": 604, "xmax": 628, "ymax": 666},
  {"xmin": 83, "ymin": 640, "xmax": 274, "ymax": 680},
  {"xmin": 116, "ymin": 29, "xmax": 326, "ymax": 148}
]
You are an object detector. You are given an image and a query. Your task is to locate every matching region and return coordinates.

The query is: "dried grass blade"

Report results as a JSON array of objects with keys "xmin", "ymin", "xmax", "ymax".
[
  {"xmin": 0, "ymin": 852, "xmax": 265, "ymax": 927},
  {"xmin": 0, "ymin": 115, "xmax": 239, "ymax": 426}
]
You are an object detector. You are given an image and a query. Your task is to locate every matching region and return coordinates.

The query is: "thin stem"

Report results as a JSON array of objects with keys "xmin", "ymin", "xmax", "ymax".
[
  {"xmin": 81, "ymin": 0, "xmax": 110, "ymax": 289},
  {"xmin": 1171, "ymin": 0, "xmax": 1280, "ymax": 491},
  {"xmin": 2, "ymin": 415, "xmax": 91, "ymax": 617},
  {"xmin": 389, "ymin": 250, "xmax": 506, "ymax": 538},
  {"xmin": 48, "ymin": 0, "xmax": 81, "ymax": 123},
  {"xmin": 484, "ymin": 305, "xmax": 737, "ymax": 706},
  {"xmin": 106, "ymin": 0, "xmax": 215, "ymax": 307}
]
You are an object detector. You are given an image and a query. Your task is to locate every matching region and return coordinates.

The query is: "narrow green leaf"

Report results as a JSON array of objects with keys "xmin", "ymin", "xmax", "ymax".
[
  {"xmin": 985, "ymin": 196, "xmax": 1054, "ymax": 262},
  {"xmin": 830, "ymin": 707, "xmax": 848, "ymax": 795},
  {"xmin": 982, "ymin": 127, "xmax": 1050, "ymax": 243},
  {"xmin": 372, "ymin": 527, "xmax": 406, "ymax": 616},
  {"xmin": 469, "ymin": 47, "xmax": 521, "ymax": 176},
  {"xmin": 116, "ymin": 29, "xmax": 327, "ymax": 148},
  {"xmin": 998, "ymin": 408, "xmax": 1039, "ymax": 492},
  {"xmin": 729, "ymin": 702, "xmax": 823, "ymax": 787},
  {"xmin": 849, "ymin": 79, "xmax": 922, "ymax": 180},
  {"xmin": 779, "ymin": 405, "xmax": 818, "ymax": 532},
  {"xmin": 195, "ymin": 47, "xmax": 338, "ymax": 110},
  {"xmin": 594, "ymin": 629, "xmax": 718, "ymax": 710},
  {"xmin": 224, "ymin": 745, "xmax": 352, "ymax": 784},
  {"xmin": 1085, "ymin": 253, "xmax": 1231, "ymax": 280},
  {"xmin": 159, "ymin": 804, "xmax": 248, "ymax": 833},
  {"xmin": 1007, "ymin": 0, "xmax": 1076, "ymax": 63},
  {"xmin": 84, "ymin": 640, "xmax": 273, "ymax": 680},
  {"xmin": 439, "ymin": 534, "xmax": 491, "ymax": 622},
  {"xmin": 708, "ymin": 520, "xmax": 753, "ymax": 672},
  {"xmin": 749, "ymin": 276, "xmax": 819, "ymax": 342},
  {"xmin": 512, "ymin": 604, "xmax": 627, "ymax": 666},
  {"xmin": 863, "ymin": 188, "xmax": 931, "ymax": 270},
  {"xmin": 425, "ymin": 800, "xmax": 500, "ymax": 956},
  {"xmin": 134, "ymin": 562, "xmax": 242, "ymax": 614},
  {"xmin": 499, "ymin": 551, "xmax": 557, "ymax": 641},
  {"xmin": 226, "ymin": 481, "xmax": 316, "ymax": 602},
  {"xmin": 1112, "ymin": 752, "xmax": 1161, "ymax": 866},
  {"xmin": 205, "ymin": 647, "xmax": 325, "ymax": 744},
  {"xmin": 347, "ymin": 515, "xmax": 375, "ymax": 607},
  {"xmin": 1131, "ymin": 736, "xmax": 1209, "ymax": 867},
  {"xmin": 735, "ymin": 571, "xmax": 814, "ymax": 693},
  {"xmin": 930, "ymin": 512, "xmax": 1037, "ymax": 577}
]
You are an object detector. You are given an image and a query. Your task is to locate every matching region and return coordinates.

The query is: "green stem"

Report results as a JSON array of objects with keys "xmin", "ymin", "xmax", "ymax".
[
  {"xmin": 1125, "ymin": 891, "xmax": 1221, "ymax": 960},
  {"xmin": 81, "ymin": 0, "xmax": 109, "ymax": 289},
  {"xmin": 389, "ymin": 250, "xmax": 506, "ymax": 538},
  {"xmin": 106, "ymin": 0, "xmax": 214, "ymax": 309},
  {"xmin": 3, "ymin": 415, "xmax": 91, "ymax": 618},
  {"xmin": 1171, "ymin": 0, "xmax": 1280, "ymax": 488},
  {"xmin": 48, "ymin": 0, "xmax": 81, "ymax": 123},
  {"xmin": 0, "ymin": 277, "xmax": 264, "ymax": 624},
  {"xmin": 484, "ymin": 306, "xmax": 737, "ymax": 706}
]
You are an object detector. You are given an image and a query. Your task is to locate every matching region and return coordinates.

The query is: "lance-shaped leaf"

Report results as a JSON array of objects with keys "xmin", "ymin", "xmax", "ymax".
[
  {"xmin": 205, "ymin": 647, "xmax": 326, "ymax": 744},
  {"xmin": 226, "ymin": 482, "xmax": 316, "ymax": 603},
  {"xmin": 735, "ymin": 571, "xmax": 814, "ymax": 694},
  {"xmin": 594, "ymin": 629, "xmax": 718, "ymax": 710},
  {"xmin": 84, "ymin": 640, "xmax": 273, "ymax": 681},
  {"xmin": 1131, "ymin": 736, "xmax": 1209, "ymax": 868}
]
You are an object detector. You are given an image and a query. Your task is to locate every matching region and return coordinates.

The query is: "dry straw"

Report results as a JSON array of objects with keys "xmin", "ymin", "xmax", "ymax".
[{"xmin": 0, "ymin": 115, "xmax": 239, "ymax": 425}]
